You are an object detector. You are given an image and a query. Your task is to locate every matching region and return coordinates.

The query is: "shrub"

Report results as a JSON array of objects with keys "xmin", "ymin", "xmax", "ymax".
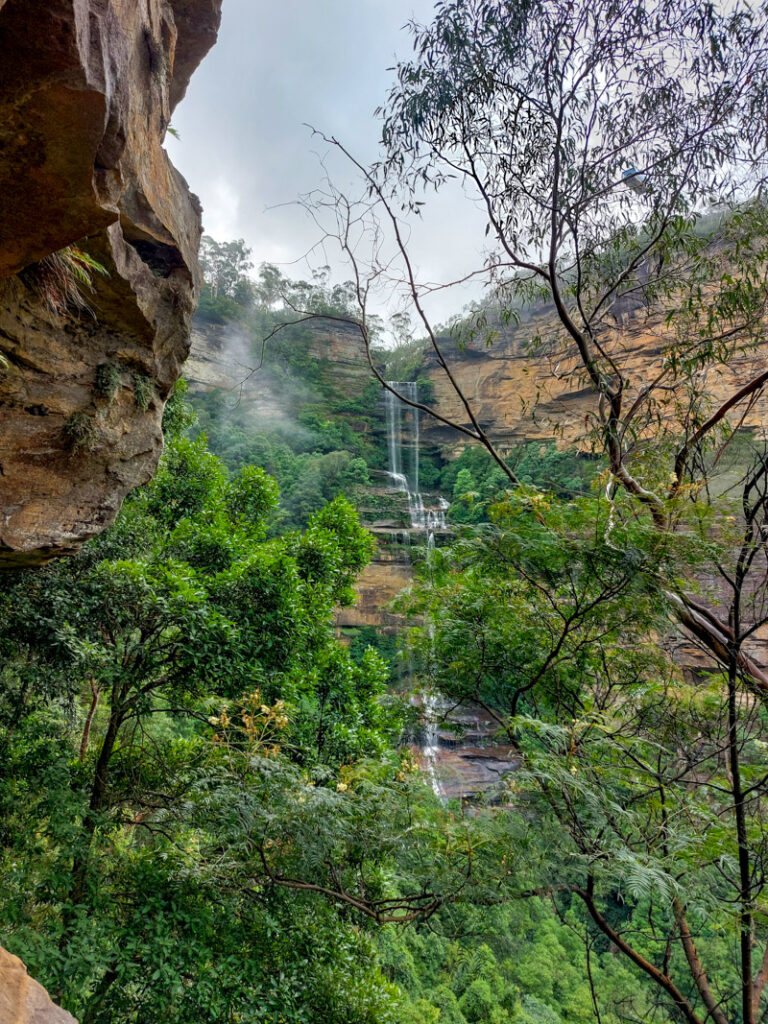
[
  {"xmin": 21, "ymin": 245, "xmax": 107, "ymax": 318},
  {"xmin": 132, "ymin": 372, "xmax": 157, "ymax": 411}
]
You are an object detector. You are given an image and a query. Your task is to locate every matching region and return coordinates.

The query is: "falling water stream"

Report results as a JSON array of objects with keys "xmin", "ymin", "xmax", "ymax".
[
  {"xmin": 422, "ymin": 690, "xmax": 443, "ymax": 798},
  {"xmin": 384, "ymin": 383, "xmax": 448, "ymax": 532},
  {"xmin": 383, "ymin": 383, "xmax": 518, "ymax": 800},
  {"xmin": 384, "ymin": 382, "xmax": 447, "ymax": 797}
]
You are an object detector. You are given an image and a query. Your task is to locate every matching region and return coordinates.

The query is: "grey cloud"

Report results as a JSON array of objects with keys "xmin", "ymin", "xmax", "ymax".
[{"xmin": 169, "ymin": 0, "xmax": 487, "ymax": 322}]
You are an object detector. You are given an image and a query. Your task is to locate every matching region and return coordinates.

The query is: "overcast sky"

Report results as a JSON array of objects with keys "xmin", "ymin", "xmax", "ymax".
[{"xmin": 166, "ymin": 0, "xmax": 488, "ymax": 326}]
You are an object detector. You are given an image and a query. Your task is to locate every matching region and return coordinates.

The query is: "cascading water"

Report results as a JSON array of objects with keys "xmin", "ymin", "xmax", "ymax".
[
  {"xmin": 422, "ymin": 691, "xmax": 443, "ymax": 798},
  {"xmin": 384, "ymin": 382, "xmax": 447, "ymax": 531},
  {"xmin": 382, "ymin": 390, "xmax": 518, "ymax": 798},
  {"xmin": 384, "ymin": 382, "xmax": 449, "ymax": 798}
]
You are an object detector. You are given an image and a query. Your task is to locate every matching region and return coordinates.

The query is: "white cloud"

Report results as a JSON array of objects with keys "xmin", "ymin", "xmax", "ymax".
[
  {"xmin": 200, "ymin": 176, "xmax": 242, "ymax": 241},
  {"xmin": 169, "ymin": 0, "xmax": 487, "ymax": 325}
]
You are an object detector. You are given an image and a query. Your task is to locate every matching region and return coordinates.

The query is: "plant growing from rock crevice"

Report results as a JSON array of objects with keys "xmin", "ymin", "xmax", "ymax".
[
  {"xmin": 131, "ymin": 372, "xmax": 157, "ymax": 411},
  {"xmin": 20, "ymin": 245, "xmax": 108, "ymax": 320},
  {"xmin": 64, "ymin": 411, "xmax": 99, "ymax": 453},
  {"xmin": 93, "ymin": 362, "xmax": 121, "ymax": 405}
]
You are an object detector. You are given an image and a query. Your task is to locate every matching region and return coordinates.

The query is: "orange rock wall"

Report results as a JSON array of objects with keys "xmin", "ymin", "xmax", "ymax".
[
  {"xmin": 0, "ymin": 944, "xmax": 78, "ymax": 1023},
  {"xmin": 421, "ymin": 306, "xmax": 768, "ymax": 451}
]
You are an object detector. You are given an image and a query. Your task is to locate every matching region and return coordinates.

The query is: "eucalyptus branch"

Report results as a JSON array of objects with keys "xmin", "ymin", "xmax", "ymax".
[
  {"xmin": 576, "ymin": 878, "xmax": 705, "ymax": 1024},
  {"xmin": 254, "ymin": 846, "xmax": 447, "ymax": 925},
  {"xmin": 672, "ymin": 369, "xmax": 768, "ymax": 495}
]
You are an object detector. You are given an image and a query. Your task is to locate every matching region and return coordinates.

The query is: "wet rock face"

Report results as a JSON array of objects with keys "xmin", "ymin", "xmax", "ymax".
[
  {"xmin": 415, "ymin": 697, "xmax": 521, "ymax": 802},
  {"xmin": 0, "ymin": 0, "xmax": 222, "ymax": 567},
  {"xmin": 0, "ymin": 944, "xmax": 78, "ymax": 1023}
]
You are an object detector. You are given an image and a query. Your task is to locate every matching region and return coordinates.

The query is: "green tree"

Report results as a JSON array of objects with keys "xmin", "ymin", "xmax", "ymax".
[
  {"xmin": 293, "ymin": 4, "xmax": 768, "ymax": 1015},
  {"xmin": 400, "ymin": 471, "xmax": 768, "ymax": 1023},
  {"xmin": 306, "ymin": 0, "xmax": 768, "ymax": 685},
  {"xmin": 199, "ymin": 234, "xmax": 253, "ymax": 301},
  {"xmin": 0, "ymin": 427, "xmax": 413, "ymax": 1023}
]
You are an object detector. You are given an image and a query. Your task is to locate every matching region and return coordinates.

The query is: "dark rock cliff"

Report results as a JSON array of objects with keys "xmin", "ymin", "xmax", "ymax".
[{"xmin": 0, "ymin": 0, "xmax": 222, "ymax": 567}]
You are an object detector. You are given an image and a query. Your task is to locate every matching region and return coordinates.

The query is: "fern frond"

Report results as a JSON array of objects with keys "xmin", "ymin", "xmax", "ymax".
[{"xmin": 20, "ymin": 245, "xmax": 109, "ymax": 319}]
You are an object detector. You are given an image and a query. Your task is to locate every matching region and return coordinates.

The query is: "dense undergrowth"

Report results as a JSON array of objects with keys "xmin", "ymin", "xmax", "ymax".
[{"xmin": 0, "ymin": 380, "xmax": 646, "ymax": 1024}]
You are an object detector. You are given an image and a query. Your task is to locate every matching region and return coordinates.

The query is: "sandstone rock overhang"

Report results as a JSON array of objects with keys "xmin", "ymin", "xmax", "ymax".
[{"xmin": 0, "ymin": 0, "xmax": 222, "ymax": 567}]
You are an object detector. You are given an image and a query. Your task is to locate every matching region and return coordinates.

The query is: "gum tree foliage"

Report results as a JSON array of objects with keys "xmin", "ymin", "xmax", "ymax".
[
  {"xmin": 304, "ymin": 0, "xmax": 768, "ymax": 683},
  {"xmin": 0, "ymin": 395, "xmax": 423, "ymax": 1023},
  {"xmin": 399, "ymin": 470, "xmax": 768, "ymax": 1023},
  {"xmin": 285, "ymin": 0, "xmax": 768, "ymax": 1019},
  {"xmin": 196, "ymin": 239, "xmax": 365, "ymax": 328},
  {"xmin": 198, "ymin": 235, "xmax": 254, "ymax": 301}
]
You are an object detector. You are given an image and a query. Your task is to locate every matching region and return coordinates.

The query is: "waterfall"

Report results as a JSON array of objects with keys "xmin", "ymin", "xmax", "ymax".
[
  {"xmin": 384, "ymin": 382, "xmax": 447, "ymax": 531},
  {"xmin": 422, "ymin": 691, "xmax": 443, "ymax": 798},
  {"xmin": 385, "ymin": 382, "xmax": 448, "ymax": 799},
  {"xmin": 382, "ymin": 391, "xmax": 516, "ymax": 800},
  {"xmin": 385, "ymin": 385, "xmax": 450, "ymax": 798},
  {"xmin": 423, "ymin": 617, "xmax": 443, "ymax": 798}
]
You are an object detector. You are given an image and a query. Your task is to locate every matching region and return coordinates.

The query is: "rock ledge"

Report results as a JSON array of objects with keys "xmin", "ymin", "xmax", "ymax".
[{"xmin": 0, "ymin": 944, "xmax": 78, "ymax": 1024}]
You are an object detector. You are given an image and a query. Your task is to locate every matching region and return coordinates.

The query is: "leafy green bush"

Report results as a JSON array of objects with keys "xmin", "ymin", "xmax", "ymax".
[
  {"xmin": 131, "ymin": 371, "xmax": 156, "ymax": 410},
  {"xmin": 0, "ymin": 432, "xmax": 405, "ymax": 1024},
  {"xmin": 458, "ymin": 978, "xmax": 496, "ymax": 1022}
]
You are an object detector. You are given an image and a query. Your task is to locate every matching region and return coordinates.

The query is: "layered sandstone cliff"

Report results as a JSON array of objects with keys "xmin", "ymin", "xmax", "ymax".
[
  {"xmin": 187, "ymin": 316, "xmax": 375, "ymax": 404},
  {"xmin": 0, "ymin": 0, "xmax": 222, "ymax": 567},
  {"xmin": 421, "ymin": 302, "xmax": 768, "ymax": 452}
]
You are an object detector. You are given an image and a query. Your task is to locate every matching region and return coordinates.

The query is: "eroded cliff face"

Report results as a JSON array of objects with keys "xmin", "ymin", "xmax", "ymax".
[
  {"xmin": 421, "ymin": 303, "xmax": 768, "ymax": 451},
  {"xmin": 0, "ymin": 0, "xmax": 222, "ymax": 567},
  {"xmin": 187, "ymin": 316, "xmax": 375, "ymax": 404}
]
